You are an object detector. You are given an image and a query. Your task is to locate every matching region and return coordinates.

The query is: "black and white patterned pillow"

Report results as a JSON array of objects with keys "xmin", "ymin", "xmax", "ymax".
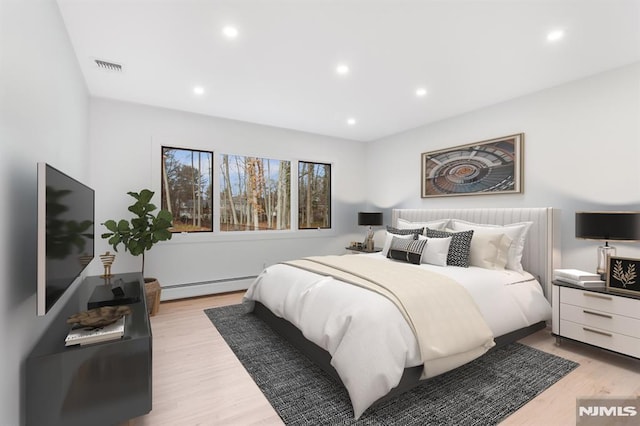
[
  {"xmin": 386, "ymin": 226, "xmax": 422, "ymax": 238},
  {"xmin": 425, "ymin": 228, "xmax": 474, "ymax": 267},
  {"xmin": 387, "ymin": 236, "xmax": 427, "ymax": 265}
]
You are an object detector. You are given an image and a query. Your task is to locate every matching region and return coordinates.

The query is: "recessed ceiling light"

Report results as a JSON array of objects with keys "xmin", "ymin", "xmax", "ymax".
[
  {"xmin": 193, "ymin": 86, "xmax": 205, "ymax": 95},
  {"xmin": 336, "ymin": 64, "xmax": 350, "ymax": 75},
  {"xmin": 416, "ymin": 88, "xmax": 427, "ymax": 97},
  {"xmin": 222, "ymin": 26, "xmax": 239, "ymax": 39},
  {"xmin": 547, "ymin": 30, "xmax": 564, "ymax": 42},
  {"xmin": 347, "ymin": 118, "xmax": 356, "ymax": 126}
]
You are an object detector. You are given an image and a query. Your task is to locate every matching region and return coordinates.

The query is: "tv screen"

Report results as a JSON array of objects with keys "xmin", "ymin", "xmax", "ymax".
[{"xmin": 37, "ymin": 163, "xmax": 95, "ymax": 316}]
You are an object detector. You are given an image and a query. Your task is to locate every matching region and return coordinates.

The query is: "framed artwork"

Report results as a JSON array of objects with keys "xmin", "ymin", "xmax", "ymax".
[
  {"xmin": 421, "ymin": 133, "xmax": 523, "ymax": 198},
  {"xmin": 606, "ymin": 256, "xmax": 640, "ymax": 295}
]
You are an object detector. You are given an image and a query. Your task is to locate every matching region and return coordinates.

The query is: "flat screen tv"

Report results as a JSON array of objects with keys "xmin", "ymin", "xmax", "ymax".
[{"xmin": 37, "ymin": 163, "xmax": 95, "ymax": 316}]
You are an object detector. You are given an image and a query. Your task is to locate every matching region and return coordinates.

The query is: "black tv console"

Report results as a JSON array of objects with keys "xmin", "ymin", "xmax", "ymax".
[{"xmin": 26, "ymin": 273, "xmax": 152, "ymax": 426}]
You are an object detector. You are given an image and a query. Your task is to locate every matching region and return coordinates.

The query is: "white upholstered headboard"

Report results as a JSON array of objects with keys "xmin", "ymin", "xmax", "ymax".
[{"xmin": 391, "ymin": 208, "xmax": 561, "ymax": 299}]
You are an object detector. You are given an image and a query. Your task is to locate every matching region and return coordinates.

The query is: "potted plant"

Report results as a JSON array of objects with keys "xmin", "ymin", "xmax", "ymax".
[{"xmin": 101, "ymin": 189, "xmax": 173, "ymax": 314}]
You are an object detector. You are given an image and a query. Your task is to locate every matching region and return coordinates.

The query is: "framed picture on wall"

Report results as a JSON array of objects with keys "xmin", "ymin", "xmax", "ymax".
[
  {"xmin": 606, "ymin": 256, "xmax": 640, "ymax": 295},
  {"xmin": 421, "ymin": 133, "xmax": 524, "ymax": 198}
]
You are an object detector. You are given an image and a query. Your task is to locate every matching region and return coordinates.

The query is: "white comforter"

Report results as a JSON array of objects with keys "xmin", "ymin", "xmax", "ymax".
[{"xmin": 243, "ymin": 253, "xmax": 551, "ymax": 418}]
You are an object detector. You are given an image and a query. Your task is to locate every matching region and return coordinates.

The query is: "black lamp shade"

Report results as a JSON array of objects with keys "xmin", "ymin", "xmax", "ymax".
[
  {"xmin": 358, "ymin": 212, "xmax": 383, "ymax": 226},
  {"xmin": 575, "ymin": 211, "xmax": 640, "ymax": 241}
]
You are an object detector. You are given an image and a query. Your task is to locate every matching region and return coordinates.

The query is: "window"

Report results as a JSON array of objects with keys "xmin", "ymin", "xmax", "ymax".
[
  {"xmin": 298, "ymin": 161, "xmax": 331, "ymax": 229},
  {"xmin": 219, "ymin": 154, "xmax": 291, "ymax": 231},
  {"xmin": 161, "ymin": 147, "xmax": 213, "ymax": 232}
]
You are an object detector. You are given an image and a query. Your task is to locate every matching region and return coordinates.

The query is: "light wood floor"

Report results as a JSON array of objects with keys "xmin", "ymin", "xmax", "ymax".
[{"xmin": 131, "ymin": 292, "xmax": 640, "ymax": 426}]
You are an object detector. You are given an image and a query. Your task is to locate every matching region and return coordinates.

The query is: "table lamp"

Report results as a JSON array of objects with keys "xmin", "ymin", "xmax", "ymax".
[
  {"xmin": 358, "ymin": 212, "xmax": 383, "ymax": 251},
  {"xmin": 575, "ymin": 211, "xmax": 640, "ymax": 278}
]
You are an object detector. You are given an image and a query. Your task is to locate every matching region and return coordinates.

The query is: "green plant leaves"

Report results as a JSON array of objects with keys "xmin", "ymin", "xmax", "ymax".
[
  {"xmin": 153, "ymin": 229, "xmax": 171, "ymax": 242},
  {"xmin": 117, "ymin": 219, "xmax": 131, "ymax": 232},
  {"xmin": 157, "ymin": 209, "xmax": 172, "ymax": 222},
  {"xmin": 102, "ymin": 219, "xmax": 118, "ymax": 232},
  {"xmin": 107, "ymin": 234, "xmax": 122, "ymax": 249},
  {"xmin": 100, "ymin": 189, "xmax": 173, "ymax": 275}
]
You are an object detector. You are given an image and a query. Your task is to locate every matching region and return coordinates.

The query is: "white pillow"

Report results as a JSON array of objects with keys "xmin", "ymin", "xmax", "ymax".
[
  {"xmin": 397, "ymin": 218, "xmax": 449, "ymax": 234},
  {"xmin": 382, "ymin": 232, "xmax": 415, "ymax": 256},
  {"xmin": 418, "ymin": 235, "xmax": 451, "ymax": 266},
  {"xmin": 450, "ymin": 219, "xmax": 533, "ymax": 273},
  {"xmin": 468, "ymin": 231, "xmax": 512, "ymax": 270}
]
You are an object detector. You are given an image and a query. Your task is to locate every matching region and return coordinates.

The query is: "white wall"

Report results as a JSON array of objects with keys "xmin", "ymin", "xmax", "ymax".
[
  {"xmin": 366, "ymin": 62, "xmax": 640, "ymax": 273},
  {"xmin": 87, "ymin": 98, "xmax": 368, "ymax": 292},
  {"xmin": 0, "ymin": 0, "xmax": 90, "ymax": 423}
]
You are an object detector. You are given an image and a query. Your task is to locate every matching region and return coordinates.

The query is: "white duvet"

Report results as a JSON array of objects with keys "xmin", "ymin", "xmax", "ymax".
[{"xmin": 242, "ymin": 253, "xmax": 551, "ymax": 418}]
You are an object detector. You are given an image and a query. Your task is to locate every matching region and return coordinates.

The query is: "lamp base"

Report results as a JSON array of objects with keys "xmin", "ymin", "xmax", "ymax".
[
  {"xmin": 364, "ymin": 237, "xmax": 374, "ymax": 251},
  {"xmin": 363, "ymin": 226, "xmax": 375, "ymax": 251},
  {"xmin": 596, "ymin": 244, "xmax": 616, "ymax": 279}
]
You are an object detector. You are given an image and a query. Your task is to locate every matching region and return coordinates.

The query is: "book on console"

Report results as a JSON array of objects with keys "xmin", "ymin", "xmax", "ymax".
[
  {"xmin": 65, "ymin": 316, "xmax": 125, "ymax": 346},
  {"xmin": 553, "ymin": 269, "xmax": 601, "ymax": 281},
  {"xmin": 554, "ymin": 276, "xmax": 605, "ymax": 288}
]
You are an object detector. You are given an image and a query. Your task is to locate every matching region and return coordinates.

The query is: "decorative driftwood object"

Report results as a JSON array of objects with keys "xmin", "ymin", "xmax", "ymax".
[{"xmin": 67, "ymin": 305, "xmax": 132, "ymax": 328}]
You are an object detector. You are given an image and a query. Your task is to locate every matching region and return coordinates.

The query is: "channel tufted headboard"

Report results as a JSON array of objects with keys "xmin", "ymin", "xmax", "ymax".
[{"xmin": 391, "ymin": 207, "xmax": 561, "ymax": 298}]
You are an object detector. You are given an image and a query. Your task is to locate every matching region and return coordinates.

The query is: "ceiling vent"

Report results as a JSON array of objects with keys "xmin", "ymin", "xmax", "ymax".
[{"xmin": 94, "ymin": 59, "xmax": 123, "ymax": 72}]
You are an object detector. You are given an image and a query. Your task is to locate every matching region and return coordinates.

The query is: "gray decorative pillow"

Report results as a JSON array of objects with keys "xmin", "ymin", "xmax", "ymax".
[
  {"xmin": 425, "ymin": 228, "xmax": 474, "ymax": 267},
  {"xmin": 387, "ymin": 236, "xmax": 427, "ymax": 265},
  {"xmin": 386, "ymin": 226, "xmax": 422, "ymax": 238}
]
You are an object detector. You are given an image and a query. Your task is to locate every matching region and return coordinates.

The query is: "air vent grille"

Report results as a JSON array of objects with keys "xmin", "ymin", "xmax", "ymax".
[{"xmin": 94, "ymin": 59, "xmax": 123, "ymax": 72}]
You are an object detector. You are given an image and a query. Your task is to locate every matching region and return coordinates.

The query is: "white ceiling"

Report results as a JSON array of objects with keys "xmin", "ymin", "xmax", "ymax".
[{"xmin": 57, "ymin": 0, "xmax": 640, "ymax": 142}]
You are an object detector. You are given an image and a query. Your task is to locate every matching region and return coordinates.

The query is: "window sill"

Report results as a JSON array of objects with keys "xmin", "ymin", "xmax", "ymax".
[{"xmin": 162, "ymin": 228, "xmax": 338, "ymax": 245}]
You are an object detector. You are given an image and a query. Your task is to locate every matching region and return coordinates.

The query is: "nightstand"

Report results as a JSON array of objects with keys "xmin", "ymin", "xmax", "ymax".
[
  {"xmin": 345, "ymin": 246, "xmax": 382, "ymax": 254},
  {"xmin": 552, "ymin": 280, "xmax": 640, "ymax": 359}
]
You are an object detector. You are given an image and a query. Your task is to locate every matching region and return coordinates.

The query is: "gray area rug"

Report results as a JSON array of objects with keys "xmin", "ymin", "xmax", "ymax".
[{"xmin": 205, "ymin": 304, "xmax": 578, "ymax": 425}]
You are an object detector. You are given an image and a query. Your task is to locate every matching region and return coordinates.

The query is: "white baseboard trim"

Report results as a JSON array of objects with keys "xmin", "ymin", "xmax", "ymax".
[{"xmin": 161, "ymin": 276, "xmax": 257, "ymax": 301}]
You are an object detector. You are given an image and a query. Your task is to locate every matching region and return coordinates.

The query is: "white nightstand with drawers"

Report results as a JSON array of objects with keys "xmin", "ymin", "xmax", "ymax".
[{"xmin": 552, "ymin": 281, "xmax": 640, "ymax": 359}]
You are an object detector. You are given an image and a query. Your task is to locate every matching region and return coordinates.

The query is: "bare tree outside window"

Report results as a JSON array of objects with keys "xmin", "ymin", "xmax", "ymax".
[
  {"xmin": 298, "ymin": 161, "xmax": 331, "ymax": 229},
  {"xmin": 219, "ymin": 154, "xmax": 291, "ymax": 231},
  {"xmin": 162, "ymin": 147, "xmax": 213, "ymax": 233}
]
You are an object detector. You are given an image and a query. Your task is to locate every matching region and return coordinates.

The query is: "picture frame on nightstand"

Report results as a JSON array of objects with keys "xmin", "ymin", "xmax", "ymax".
[{"xmin": 606, "ymin": 256, "xmax": 640, "ymax": 295}]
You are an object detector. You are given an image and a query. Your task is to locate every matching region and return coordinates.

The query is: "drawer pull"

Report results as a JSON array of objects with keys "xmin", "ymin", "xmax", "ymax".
[
  {"xmin": 583, "ymin": 327, "xmax": 612, "ymax": 337},
  {"xmin": 583, "ymin": 293, "xmax": 612, "ymax": 301},
  {"xmin": 582, "ymin": 310, "xmax": 612, "ymax": 319}
]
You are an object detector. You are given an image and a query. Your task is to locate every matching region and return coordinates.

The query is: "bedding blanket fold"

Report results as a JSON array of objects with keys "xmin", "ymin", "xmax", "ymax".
[{"xmin": 284, "ymin": 255, "xmax": 495, "ymax": 379}]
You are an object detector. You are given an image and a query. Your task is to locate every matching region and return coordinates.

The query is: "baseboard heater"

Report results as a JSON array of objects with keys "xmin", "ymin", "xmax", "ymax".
[{"xmin": 161, "ymin": 276, "xmax": 257, "ymax": 301}]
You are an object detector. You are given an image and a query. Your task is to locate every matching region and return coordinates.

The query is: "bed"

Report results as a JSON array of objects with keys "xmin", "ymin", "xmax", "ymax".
[{"xmin": 243, "ymin": 207, "xmax": 560, "ymax": 418}]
